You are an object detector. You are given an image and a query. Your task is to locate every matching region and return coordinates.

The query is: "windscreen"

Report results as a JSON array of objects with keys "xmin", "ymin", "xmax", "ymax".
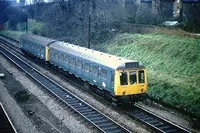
[{"xmin": 130, "ymin": 71, "xmax": 137, "ymax": 85}]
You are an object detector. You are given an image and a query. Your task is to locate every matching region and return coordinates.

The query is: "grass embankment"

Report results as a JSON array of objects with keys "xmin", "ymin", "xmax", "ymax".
[
  {"xmin": 94, "ymin": 33, "xmax": 200, "ymax": 116},
  {"xmin": 0, "ymin": 30, "xmax": 22, "ymax": 41},
  {"xmin": 0, "ymin": 20, "xmax": 44, "ymax": 40}
]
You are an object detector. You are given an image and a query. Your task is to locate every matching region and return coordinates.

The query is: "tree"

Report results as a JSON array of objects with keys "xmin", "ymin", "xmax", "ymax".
[{"xmin": 0, "ymin": 0, "xmax": 10, "ymax": 24}]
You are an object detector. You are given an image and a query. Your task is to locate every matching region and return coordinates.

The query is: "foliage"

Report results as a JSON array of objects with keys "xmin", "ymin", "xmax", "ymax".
[
  {"xmin": 6, "ymin": 8, "xmax": 26, "ymax": 30},
  {"xmin": 94, "ymin": 32, "xmax": 200, "ymax": 115},
  {"xmin": 29, "ymin": 0, "xmax": 129, "ymax": 46},
  {"xmin": 182, "ymin": 3, "xmax": 200, "ymax": 33},
  {"xmin": 0, "ymin": 20, "xmax": 45, "ymax": 39},
  {"xmin": 0, "ymin": 0, "xmax": 10, "ymax": 24}
]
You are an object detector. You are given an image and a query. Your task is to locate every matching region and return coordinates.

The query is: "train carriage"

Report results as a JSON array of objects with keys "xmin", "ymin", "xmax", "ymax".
[
  {"xmin": 48, "ymin": 41, "xmax": 148, "ymax": 103},
  {"xmin": 20, "ymin": 34, "xmax": 55, "ymax": 61},
  {"xmin": 48, "ymin": 42, "xmax": 115, "ymax": 94}
]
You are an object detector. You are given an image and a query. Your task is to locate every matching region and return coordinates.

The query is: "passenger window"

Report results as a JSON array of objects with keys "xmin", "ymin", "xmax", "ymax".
[
  {"xmin": 99, "ymin": 68, "xmax": 107, "ymax": 79},
  {"xmin": 77, "ymin": 60, "xmax": 82, "ymax": 68},
  {"xmin": 83, "ymin": 62, "xmax": 89, "ymax": 72},
  {"xmin": 120, "ymin": 72, "xmax": 128, "ymax": 85},
  {"xmin": 55, "ymin": 53, "xmax": 58, "ymax": 59},
  {"xmin": 70, "ymin": 57, "xmax": 75, "ymax": 65},
  {"xmin": 92, "ymin": 65, "xmax": 98, "ymax": 76},
  {"xmin": 75, "ymin": 59, "xmax": 78, "ymax": 66},
  {"xmin": 139, "ymin": 70, "xmax": 145, "ymax": 83},
  {"xmin": 130, "ymin": 71, "xmax": 137, "ymax": 85},
  {"xmin": 61, "ymin": 54, "xmax": 64, "ymax": 61},
  {"xmin": 64, "ymin": 55, "xmax": 68, "ymax": 62}
]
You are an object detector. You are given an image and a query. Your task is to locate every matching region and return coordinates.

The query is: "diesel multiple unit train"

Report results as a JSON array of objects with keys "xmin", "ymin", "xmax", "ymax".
[{"xmin": 20, "ymin": 34, "xmax": 147, "ymax": 103}]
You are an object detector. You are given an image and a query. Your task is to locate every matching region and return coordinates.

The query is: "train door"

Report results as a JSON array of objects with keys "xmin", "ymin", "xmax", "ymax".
[
  {"xmin": 109, "ymin": 70, "xmax": 115, "ymax": 93},
  {"xmin": 91, "ymin": 64, "xmax": 99, "ymax": 86},
  {"xmin": 76, "ymin": 59, "xmax": 82, "ymax": 77},
  {"xmin": 83, "ymin": 61, "xmax": 90, "ymax": 82},
  {"xmin": 69, "ymin": 56, "xmax": 75, "ymax": 73},
  {"xmin": 99, "ymin": 67, "xmax": 108, "ymax": 90}
]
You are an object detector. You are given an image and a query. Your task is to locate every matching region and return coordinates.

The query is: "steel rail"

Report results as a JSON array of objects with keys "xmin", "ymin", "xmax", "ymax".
[
  {"xmin": 0, "ymin": 45, "xmax": 131, "ymax": 133},
  {"xmin": 0, "ymin": 103, "xmax": 18, "ymax": 133},
  {"xmin": 0, "ymin": 34, "xmax": 19, "ymax": 44},
  {"xmin": 0, "ymin": 37, "xmax": 21, "ymax": 53}
]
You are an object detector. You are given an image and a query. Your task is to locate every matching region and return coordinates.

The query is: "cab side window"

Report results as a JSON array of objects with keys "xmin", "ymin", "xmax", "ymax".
[
  {"xmin": 120, "ymin": 72, "xmax": 128, "ymax": 85},
  {"xmin": 139, "ymin": 70, "xmax": 145, "ymax": 83}
]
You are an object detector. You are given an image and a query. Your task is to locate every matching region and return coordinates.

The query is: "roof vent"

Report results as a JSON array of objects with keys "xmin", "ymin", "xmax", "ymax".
[{"xmin": 119, "ymin": 58, "xmax": 121, "ymax": 60}]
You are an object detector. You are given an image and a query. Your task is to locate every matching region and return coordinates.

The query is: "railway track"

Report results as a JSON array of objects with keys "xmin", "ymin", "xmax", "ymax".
[
  {"xmin": 126, "ymin": 104, "xmax": 190, "ymax": 133},
  {"xmin": 0, "ymin": 36, "xmax": 191, "ymax": 133},
  {"xmin": 0, "ymin": 43, "xmax": 131, "ymax": 133},
  {"xmin": 0, "ymin": 103, "xmax": 17, "ymax": 133}
]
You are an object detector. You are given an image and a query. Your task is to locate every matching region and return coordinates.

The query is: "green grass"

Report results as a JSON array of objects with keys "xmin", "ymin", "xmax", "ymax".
[
  {"xmin": 94, "ymin": 33, "xmax": 200, "ymax": 116},
  {"xmin": 0, "ymin": 30, "xmax": 23, "ymax": 41}
]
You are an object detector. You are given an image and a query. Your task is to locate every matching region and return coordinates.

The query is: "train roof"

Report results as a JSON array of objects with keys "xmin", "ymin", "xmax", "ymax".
[
  {"xmin": 49, "ymin": 41, "xmax": 144, "ymax": 70},
  {"xmin": 20, "ymin": 34, "xmax": 55, "ymax": 46}
]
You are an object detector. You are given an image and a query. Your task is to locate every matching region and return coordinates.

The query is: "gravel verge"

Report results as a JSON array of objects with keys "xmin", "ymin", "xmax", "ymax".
[
  {"xmin": 0, "ymin": 54, "xmax": 96, "ymax": 133},
  {"xmin": 0, "ymin": 81, "xmax": 39, "ymax": 133}
]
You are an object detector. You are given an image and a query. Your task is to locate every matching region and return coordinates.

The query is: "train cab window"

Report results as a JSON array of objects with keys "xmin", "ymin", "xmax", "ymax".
[
  {"xmin": 92, "ymin": 65, "xmax": 98, "ymax": 76},
  {"xmin": 120, "ymin": 72, "xmax": 128, "ymax": 85},
  {"xmin": 139, "ymin": 70, "xmax": 145, "ymax": 83},
  {"xmin": 99, "ymin": 68, "xmax": 107, "ymax": 79},
  {"xmin": 130, "ymin": 71, "xmax": 137, "ymax": 85}
]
